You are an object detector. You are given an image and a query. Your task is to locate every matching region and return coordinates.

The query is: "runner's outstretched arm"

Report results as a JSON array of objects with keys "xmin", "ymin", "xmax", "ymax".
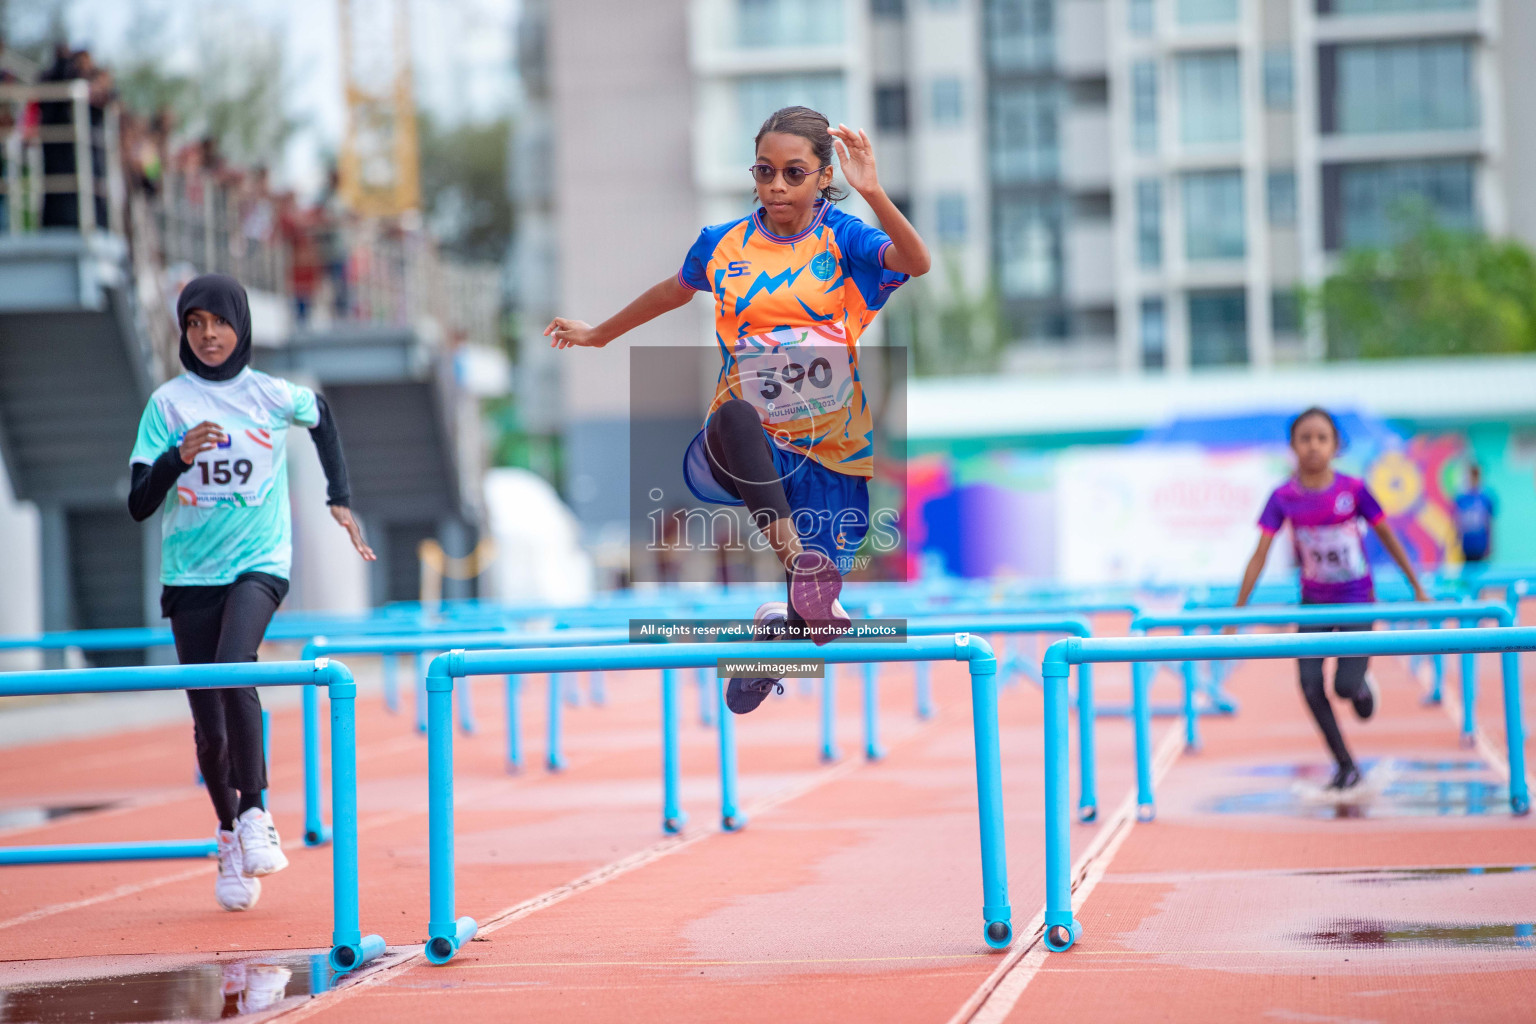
[
  {"xmin": 1233, "ymin": 531, "xmax": 1274, "ymax": 609},
  {"xmin": 1370, "ymin": 521, "xmax": 1428, "ymax": 601},
  {"xmin": 546, "ymin": 277, "xmax": 694, "ymax": 350}
]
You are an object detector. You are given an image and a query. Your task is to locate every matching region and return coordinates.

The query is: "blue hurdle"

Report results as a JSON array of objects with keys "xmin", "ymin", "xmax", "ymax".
[
  {"xmin": 0, "ymin": 659, "xmax": 383, "ymax": 973},
  {"xmin": 1038, "ymin": 625, "xmax": 1532, "ymax": 954},
  {"xmin": 1122, "ymin": 601, "xmax": 1516, "ymax": 820},
  {"xmin": 419, "ymin": 635, "xmax": 1010, "ymax": 964}
]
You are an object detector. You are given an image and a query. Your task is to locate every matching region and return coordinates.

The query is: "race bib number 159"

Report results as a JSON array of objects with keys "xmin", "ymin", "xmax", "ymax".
[{"xmin": 177, "ymin": 428, "xmax": 275, "ymax": 508}]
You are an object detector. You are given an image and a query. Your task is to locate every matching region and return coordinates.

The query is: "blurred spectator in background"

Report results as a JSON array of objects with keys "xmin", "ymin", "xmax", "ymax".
[
  {"xmin": 280, "ymin": 192, "xmax": 321, "ymax": 323},
  {"xmin": 38, "ymin": 46, "xmax": 111, "ymax": 229},
  {"xmin": 1454, "ymin": 464, "xmax": 1497, "ymax": 565},
  {"xmin": 315, "ymin": 166, "xmax": 350, "ymax": 317}
]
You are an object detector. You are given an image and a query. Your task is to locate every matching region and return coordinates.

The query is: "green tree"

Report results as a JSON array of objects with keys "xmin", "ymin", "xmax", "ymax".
[
  {"xmin": 417, "ymin": 110, "xmax": 514, "ymax": 262},
  {"xmin": 114, "ymin": 8, "xmax": 299, "ymax": 170},
  {"xmin": 1317, "ymin": 207, "xmax": 1536, "ymax": 360}
]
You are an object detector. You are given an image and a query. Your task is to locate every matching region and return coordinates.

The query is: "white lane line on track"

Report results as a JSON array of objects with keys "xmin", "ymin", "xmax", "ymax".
[
  {"xmin": 269, "ymin": 698, "xmax": 950, "ymax": 1021},
  {"xmin": 947, "ymin": 722, "xmax": 1187, "ymax": 1024}
]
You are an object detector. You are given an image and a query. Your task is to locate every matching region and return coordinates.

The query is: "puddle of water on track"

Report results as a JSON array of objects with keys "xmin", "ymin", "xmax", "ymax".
[
  {"xmin": 0, "ymin": 952, "xmax": 338, "ymax": 1023},
  {"xmin": 1294, "ymin": 865, "xmax": 1535, "ymax": 884},
  {"xmin": 1207, "ymin": 758, "xmax": 1511, "ymax": 819},
  {"xmin": 1208, "ymin": 778, "xmax": 1510, "ymax": 819},
  {"xmin": 1298, "ymin": 919, "xmax": 1536, "ymax": 950},
  {"xmin": 0, "ymin": 803, "xmax": 120, "ymax": 833},
  {"xmin": 1232, "ymin": 758, "xmax": 1486, "ymax": 779}
]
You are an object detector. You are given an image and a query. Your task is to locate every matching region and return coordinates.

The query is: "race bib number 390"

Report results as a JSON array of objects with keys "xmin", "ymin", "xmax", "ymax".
[
  {"xmin": 176, "ymin": 428, "xmax": 275, "ymax": 508},
  {"xmin": 733, "ymin": 325, "xmax": 854, "ymax": 426},
  {"xmin": 1295, "ymin": 522, "xmax": 1368, "ymax": 584}
]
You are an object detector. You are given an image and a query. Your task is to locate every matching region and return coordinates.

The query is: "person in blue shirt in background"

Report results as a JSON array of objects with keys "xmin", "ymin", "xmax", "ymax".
[{"xmin": 1454, "ymin": 463, "xmax": 1497, "ymax": 566}]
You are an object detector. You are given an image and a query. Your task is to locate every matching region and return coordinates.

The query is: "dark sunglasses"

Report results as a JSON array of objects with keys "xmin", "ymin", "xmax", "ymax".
[{"xmin": 749, "ymin": 163, "xmax": 828, "ymax": 187}]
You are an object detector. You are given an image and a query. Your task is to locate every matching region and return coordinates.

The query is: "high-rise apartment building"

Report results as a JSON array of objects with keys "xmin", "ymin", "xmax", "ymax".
[
  {"xmin": 1096, "ymin": 0, "xmax": 1532, "ymax": 371},
  {"xmin": 511, "ymin": 0, "xmax": 1536, "ymax": 540}
]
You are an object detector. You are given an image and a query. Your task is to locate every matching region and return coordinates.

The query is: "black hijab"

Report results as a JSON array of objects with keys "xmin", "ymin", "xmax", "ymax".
[{"xmin": 177, "ymin": 273, "xmax": 252, "ymax": 382}]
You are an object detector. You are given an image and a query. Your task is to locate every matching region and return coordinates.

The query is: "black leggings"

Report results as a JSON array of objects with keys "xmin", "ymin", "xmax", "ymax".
[
  {"xmin": 705, "ymin": 399, "xmax": 815, "ymax": 632},
  {"xmin": 1297, "ymin": 613, "xmax": 1371, "ymax": 769},
  {"xmin": 704, "ymin": 398, "xmax": 793, "ymax": 530},
  {"xmin": 163, "ymin": 572, "xmax": 289, "ymax": 830}
]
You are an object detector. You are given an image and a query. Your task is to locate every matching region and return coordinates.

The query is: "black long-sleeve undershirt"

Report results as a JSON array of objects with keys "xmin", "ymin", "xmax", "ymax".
[
  {"xmin": 128, "ymin": 446, "xmax": 193, "ymax": 522},
  {"xmin": 309, "ymin": 395, "xmax": 352, "ymax": 507},
  {"xmin": 127, "ymin": 395, "xmax": 353, "ymax": 521}
]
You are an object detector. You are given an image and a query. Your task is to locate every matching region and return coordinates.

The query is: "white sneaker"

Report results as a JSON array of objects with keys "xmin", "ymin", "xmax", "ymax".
[
  {"xmin": 238, "ymin": 963, "xmax": 294, "ymax": 1013},
  {"xmin": 235, "ymin": 807, "xmax": 290, "ymax": 877},
  {"xmin": 215, "ymin": 830, "xmax": 261, "ymax": 911}
]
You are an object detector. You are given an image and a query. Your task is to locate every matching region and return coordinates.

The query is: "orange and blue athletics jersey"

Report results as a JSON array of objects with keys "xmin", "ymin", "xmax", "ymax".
[{"xmin": 677, "ymin": 200, "xmax": 909, "ymax": 479}]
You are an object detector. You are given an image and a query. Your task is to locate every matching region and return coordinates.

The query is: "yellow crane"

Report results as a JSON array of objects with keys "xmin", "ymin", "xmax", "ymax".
[{"xmin": 337, "ymin": 0, "xmax": 421, "ymax": 218}]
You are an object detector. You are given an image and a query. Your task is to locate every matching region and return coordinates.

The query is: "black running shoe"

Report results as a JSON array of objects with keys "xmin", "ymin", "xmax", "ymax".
[
  {"xmin": 726, "ymin": 675, "xmax": 784, "ymax": 715},
  {"xmin": 726, "ymin": 602, "xmax": 788, "ymax": 715},
  {"xmin": 1352, "ymin": 672, "xmax": 1378, "ymax": 721},
  {"xmin": 1325, "ymin": 762, "xmax": 1362, "ymax": 792}
]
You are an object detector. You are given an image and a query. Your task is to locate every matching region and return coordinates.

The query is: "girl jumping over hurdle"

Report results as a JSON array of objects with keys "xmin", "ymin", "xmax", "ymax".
[
  {"xmin": 128, "ymin": 273, "xmax": 375, "ymax": 910},
  {"xmin": 1233, "ymin": 407, "xmax": 1428, "ymax": 794},
  {"xmin": 546, "ymin": 106, "xmax": 929, "ymax": 713}
]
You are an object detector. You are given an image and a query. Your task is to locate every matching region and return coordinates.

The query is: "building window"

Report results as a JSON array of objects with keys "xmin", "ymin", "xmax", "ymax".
[
  {"xmin": 1140, "ymin": 297, "xmax": 1166, "ymax": 369},
  {"xmin": 1267, "ymin": 170, "xmax": 1297, "ymax": 226},
  {"xmin": 1132, "ymin": 60, "xmax": 1158, "ymax": 153},
  {"xmin": 986, "ymin": 0, "xmax": 1055, "ymax": 72},
  {"xmin": 1183, "ymin": 170, "xmax": 1245, "ymax": 260},
  {"xmin": 1129, "ymin": 0, "xmax": 1156, "ymax": 36},
  {"xmin": 738, "ymin": 0, "xmax": 844, "ymax": 47},
  {"xmin": 1178, "ymin": 51, "xmax": 1241, "ymax": 145},
  {"xmin": 1272, "ymin": 290, "xmax": 1301, "ymax": 335},
  {"xmin": 871, "ymin": 0, "xmax": 905, "ymax": 16},
  {"xmin": 1264, "ymin": 50, "xmax": 1293, "ymax": 110},
  {"xmin": 1188, "ymin": 289, "xmax": 1249, "ymax": 366},
  {"xmin": 1321, "ymin": 40, "xmax": 1476, "ymax": 135},
  {"xmin": 736, "ymin": 74, "xmax": 846, "ymax": 165},
  {"xmin": 876, "ymin": 85, "xmax": 909, "ymax": 131},
  {"xmin": 1136, "ymin": 178, "xmax": 1163, "ymax": 268},
  {"xmin": 1322, "ymin": 158, "xmax": 1476, "ymax": 251},
  {"xmin": 990, "ymin": 83, "xmax": 1060, "ymax": 182},
  {"xmin": 995, "ymin": 197, "xmax": 1061, "ymax": 297},
  {"xmin": 1318, "ymin": 0, "xmax": 1474, "ymax": 15},
  {"xmin": 931, "ymin": 77, "xmax": 964, "ymax": 125},
  {"xmin": 1177, "ymin": 0, "xmax": 1238, "ymax": 24},
  {"xmin": 936, "ymin": 193, "xmax": 968, "ymax": 243}
]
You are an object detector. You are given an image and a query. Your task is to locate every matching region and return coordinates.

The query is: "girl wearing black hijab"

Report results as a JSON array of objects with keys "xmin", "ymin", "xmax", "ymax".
[{"xmin": 128, "ymin": 273, "xmax": 374, "ymax": 912}]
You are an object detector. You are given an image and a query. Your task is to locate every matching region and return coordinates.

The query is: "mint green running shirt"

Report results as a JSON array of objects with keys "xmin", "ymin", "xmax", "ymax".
[{"xmin": 130, "ymin": 369, "xmax": 319, "ymax": 586}]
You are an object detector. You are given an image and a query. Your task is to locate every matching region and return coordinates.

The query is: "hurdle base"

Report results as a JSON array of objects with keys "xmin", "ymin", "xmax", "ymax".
[
  {"xmin": 1043, "ymin": 918, "xmax": 1082, "ymax": 952},
  {"xmin": 329, "ymin": 934, "xmax": 385, "ymax": 973},
  {"xmin": 304, "ymin": 826, "xmax": 333, "ymax": 848},
  {"xmin": 424, "ymin": 917, "xmax": 478, "ymax": 965}
]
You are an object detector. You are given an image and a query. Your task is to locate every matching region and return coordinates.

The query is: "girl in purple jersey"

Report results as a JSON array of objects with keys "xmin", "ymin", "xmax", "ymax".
[{"xmin": 1233, "ymin": 407, "xmax": 1428, "ymax": 793}]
